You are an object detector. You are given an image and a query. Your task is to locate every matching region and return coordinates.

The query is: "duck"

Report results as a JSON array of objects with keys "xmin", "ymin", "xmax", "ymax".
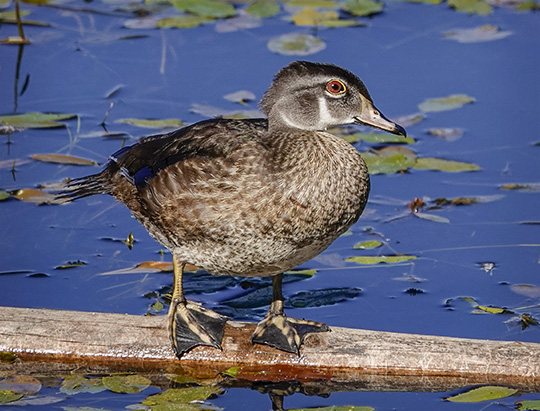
[{"xmin": 61, "ymin": 61, "xmax": 406, "ymax": 359}]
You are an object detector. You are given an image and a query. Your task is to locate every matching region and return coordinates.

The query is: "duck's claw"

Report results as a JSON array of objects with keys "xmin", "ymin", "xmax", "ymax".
[
  {"xmin": 251, "ymin": 301, "xmax": 330, "ymax": 355},
  {"xmin": 169, "ymin": 299, "xmax": 228, "ymax": 358}
]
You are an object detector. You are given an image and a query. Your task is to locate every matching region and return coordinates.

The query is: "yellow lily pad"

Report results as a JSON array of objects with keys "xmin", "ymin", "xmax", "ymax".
[
  {"xmin": 343, "ymin": 0, "xmax": 384, "ymax": 16},
  {"xmin": 346, "ymin": 255, "xmax": 417, "ymax": 264},
  {"xmin": 412, "ymin": 157, "xmax": 481, "ymax": 172},
  {"xmin": 11, "ymin": 188, "xmax": 62, "ymax": 204},
  {"xmin": 115, "ymin": 118, "xmax": 184, "ymax": 129},
  {"xmin": 0, "ymin": 391, "xmax": 23, "ymax": 405},
  {"xmin": 246, "ymin": 2, "xmax": 281, "ymax": 18},
  {"xmin": 448, "ymin": 0, "xmax": 493, "ymax": 14},
  {"xmin": 517, "ymin": 400, "xmax": 540, "ymax": 410},
  {"xmin": 0, "ymin": 112, "xmax": 76, "ymax": 128},
  {"xmin": 353, "ymin": 240, "xmax": 383, "ymax": 249},
  {"xmin": 157, "ymin": 15, "xmax": 214, "ymax": 29}
]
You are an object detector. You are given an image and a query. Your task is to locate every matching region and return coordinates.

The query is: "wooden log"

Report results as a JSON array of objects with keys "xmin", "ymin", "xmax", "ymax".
[{"xmin": 1, "ymin": 306, "xmax": 538, "ymax": 391}]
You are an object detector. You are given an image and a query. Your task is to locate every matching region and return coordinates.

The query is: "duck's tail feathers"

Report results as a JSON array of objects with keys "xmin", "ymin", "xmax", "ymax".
[{"xmin": 56, "ymin": 173, "xmax": 109, "ymax": 202}]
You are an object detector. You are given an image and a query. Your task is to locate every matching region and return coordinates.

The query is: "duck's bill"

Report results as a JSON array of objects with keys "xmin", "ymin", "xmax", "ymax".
[{"xmin": 354, "ymin": 106, "xmax": 406, "ymax": 137}]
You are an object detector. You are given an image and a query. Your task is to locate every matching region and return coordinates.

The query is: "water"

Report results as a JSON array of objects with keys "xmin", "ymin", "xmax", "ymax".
[{"xmin": 0, "ymin": 0, "xmax": 539, "ymax": 409}]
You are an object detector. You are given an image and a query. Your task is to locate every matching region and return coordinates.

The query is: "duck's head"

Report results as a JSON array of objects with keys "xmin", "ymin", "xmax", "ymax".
[{"xmin": 260, "ymin": 61, "xmax": 406, "ymax": 136}]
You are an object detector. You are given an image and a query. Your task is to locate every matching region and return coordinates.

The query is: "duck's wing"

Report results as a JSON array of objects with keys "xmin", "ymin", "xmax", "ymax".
[{"xmin": 60, "ymin": 118, "xmax": 268, "ymax": 200}]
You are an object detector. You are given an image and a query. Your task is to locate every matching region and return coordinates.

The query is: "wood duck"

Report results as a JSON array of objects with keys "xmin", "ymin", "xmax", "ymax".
[{"xmin": 62, "ymin": 61, "xmax": 406, "ymax": 358}]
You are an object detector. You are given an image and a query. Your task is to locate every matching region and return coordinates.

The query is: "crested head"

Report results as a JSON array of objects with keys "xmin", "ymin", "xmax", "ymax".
[{"xmin": 259, "ymin": 61, "xmax": 406, "ymax": 136}]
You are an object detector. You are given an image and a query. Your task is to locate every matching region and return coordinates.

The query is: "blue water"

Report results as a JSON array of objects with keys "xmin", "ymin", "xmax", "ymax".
[{"xmin": 0, "ymin": 0, "xmax": 539, "ymax": 409}]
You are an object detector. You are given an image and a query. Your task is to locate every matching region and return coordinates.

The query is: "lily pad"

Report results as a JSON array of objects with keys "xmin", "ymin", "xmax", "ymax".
[
  {"xmin": 444, "ymin": 25, "xmax": 512, "ymax": 43},
  {"xmin": 343, "ymin": 132, "xmax": 415, "ymax": 144},
  {"xmin": 0, "ymin": 351, "xmax": 17, "ymax": 363},
  {"xmin": 475, "ymin": 305, "xmax": 513, "ymax": 314},
  {"xmin": 0, "ymin": 391, "xmax": 23, "ymax": 404},
  {"xmin": 142, "ymin": 386, "xmax": 222, "ymax": 409},
  {"xmin": 445, "ymin": 385, "xmax": 518, "ymax": 402},
  {"xmin": 0, "ymin": 376, "xmax": 41, "ymax": 395},
  {"xmin": 346, "ymin": 255, "xmax": 417, "ymax": 264},
  {"xmin": 11, "ymin": 188, "xmax": 62, "ymax": 204},
  {"xmin": 0, "ymin": 112, "xmax": 76, "ymax": 128},
  {"xmin": 215, "ymin": 14, "xmax": 262, "ymax": 32},
  {"xmin": 115, "ymin": 118, "xmax": 183, "ymax": 129},
  {"xmin": 353, "ymin": 240, "xmax": 383, "ymax": 249},
  {"xmin": 246, "ymin": 2, "xmax": 281, "ymax": 18},
  {"xmin": 102, "ymin": 375, "xmax": 151, "ymax": 394},
  {"xmin": 517, "ymin": 400, "xmax": 540, "ymax": 410},
  {"xmin": 0, "ymin": 190, "xmax": 9, "ymax": 201},
  {"xmin": 157, "ymin": 15, "xmax": 214, "ymax": 29},
  {"xmin": 292, "ymin": 8, "xmax": 362, "ymax": 27},
  {"xmin": 361, "ymin": 152, "xmax": 416, "ymax": 174},
  {"xmin": 268, "ymin": 32, "xmax": 326, "ymax": 56},
  {"xmin": 343, "ymin": 0, "xmax": 384, "ymax": 16},
  {"xmin": 60, "ymin": 376, "xmax": 106, "ymax": 395},
  {"xmin": 510, "ymin": 284, "xmax": 540, "ymax": 298},
  {"xmin": 31, "ymin": 153, "xmax": 98, "ymax": 166},
  {"xmin": 412, "ymin": 157, "xmax": 481, "ymax": 172},
  {"xmin": 448, "ymin": 0, "xmax": 493, "ymax": 14},
  {"xmin": 170, "ymin": 0, "xmax": 236, "ymax": 18},
  {"xmin": 418, "ymin": 94, "xmax": 475, "ymax": 112},
  {"xmin": 413, "ymin": 212, "xmax": 450, "ymax": 223}
]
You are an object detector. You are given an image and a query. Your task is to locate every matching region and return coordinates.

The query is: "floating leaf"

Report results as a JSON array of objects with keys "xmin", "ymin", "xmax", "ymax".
[
  {"xmin": 347, "ymin": 255, "xmax": 417, "ymax": 264},
  {"xmin": 413, "ymin": 212, "xmax": 450, "ymax": 223},
  {"xmin": 0, "ymin": 190, "xmax": 9, "ymax": 201},
  {"xmin": 268, "ymin": 32, "xmax": 326, "ymax": 56},
  {"xmin": 223, "ymin": 90, "xmax": 256, "ymax": 104},
  {"xmin": 361, "ymin": 152, "xmax": 416, "ymax": 175},
  {"xmin": 55, "ymin": 260, "xmax": 86, "ymax": 269},
  {"xmin": 445, "ymin": 386, "xmax": 518, "ymax": 402},
  {"xmin": 31, "ymin": 153, "xmax": 98, "ymax": 166},
  {"xmin": 418, "ymin": 94, "xmax": 475, "ymax": 112},
  {"xmin": 517, "ymin": 400, "xmax": 540, "ymax": 411},
  {"xmin": 432, "ymin": 195, "xmax": 503, "ymax": 206},
  {"xmin": 343, "ymin": 132, "xmax": 415, "ymax": 144},
  {"xmin": 246, "ymin": 2, "xmax": 281, "ymax": 18},
  {"xmin": 102, "ymin": 375, "xmax": 151, "ymax": 394},
  {"xmin": 343, "ymin": 0, "xmax": 384, "ymax": 16},
  {"xmin": 412, "ymin": 157, "xmax": 481, "ymax": 172},
  {"xmin": 448, "ymin": 0, "xmax": 493, "ymax": 14},
  {"xmin": 60, "ymin": 376, "xmax": 106, "ymax": 395},
  {"xmin": 427, "ymin": 128, "xmax": 463, "ymax": 141},
  {"xmin": 142, "ymin": 386, "xmax": 222, "ymax": 408},
  {"xmin": 287, "ymin": 287, "xmax": 361, "ymax": 308},
  {"xmin": 11, "ymin": 188, "xmax": 62, "ymax": 204},
  {"xmin": 353, "ymin": 240, "xmax": 383, "ymax": 249},
  {"xmin": 444, "ymin": 25, "xmax": 512, "ymax": 43},
  {"xmin": 0, "ymin": 351, "xmax": 17, "ymax": 364},
  {"xmin": 291, "ymin": 7, "xmax": 361, "ymax": 27},
  {"xmin": 100, "ymin": 261, "xmax": 175, "ymax": 275},
  {"xmin": 0, "ymin": 112, "xmax": 76, "ymax": 128},
  {"xmin": 0, "ymin": 376, "xmax": 41, "ymax": 395},
  {"xmin": 170, "ymin": 0, "xmax": 236, "ymax": 18},
  {"xmin": 476, "ymin": 305, "xmax": 513, "ymax": 314},
  {"xmin": 157, "ymin": 15, "xmax": 214, "ymax": 29},
  {"xmin": 115, "ymin": 118, "xmax": 183, "ymax": 129},
  {"xmin": 500, "ymin": 183, "xmax": 540, "ymax": 192},
  {"xmin": 510, "ymin": 284, "xmax": 540, "ymax": 298},
  {"xmin": 0, "ymin": 391, "xmax": 23, "ymax": 404},
  {"xmin": 152, "ymin": 301, "xmax": 164, "ymax": 312},
  {"xmin": 215, "ymin": 14, "xmax": 262, "ymax": 32},
  {"xmin": 285, "ymin": 268, "xmax": 317, "ymax": 276}
]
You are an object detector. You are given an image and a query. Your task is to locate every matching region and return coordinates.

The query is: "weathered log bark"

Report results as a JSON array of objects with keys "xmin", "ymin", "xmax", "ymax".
[{"xmin": 1, "ymin": 306, "xmax": 538, "ymax": 390}]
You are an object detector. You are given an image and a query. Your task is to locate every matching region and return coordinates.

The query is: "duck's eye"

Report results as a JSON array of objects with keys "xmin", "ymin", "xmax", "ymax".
[{"xmin": 326, "ymin": 80, "xmax": 346, "ymax": 95}]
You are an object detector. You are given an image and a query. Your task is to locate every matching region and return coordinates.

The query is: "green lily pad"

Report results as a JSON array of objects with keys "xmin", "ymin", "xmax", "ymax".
[
  {"xmin": 115, "ymin": 118, "xmax": 184, "ymax": 129},
  {"xmin": 60, "ymin": 376, "xmax": 106, "ymax": 395},
  {"xmin": 412, "ymin": 157, "xmax": 481, "ymax": 172},
  {"xmin": 347, "ymin": 255, "xmax": 417, "ymax": 264},
  {"xmin": 246, "ymin": 2, "xmax": 281, "ymax": 18},
  {"xmin": 0, "ymin": 351, "xmax": 17, "ymax": 363},
  {"xmin": 268, "ymin": 32, "xmax": 326, "ymax": 56},
  {"xmin": 344, "ymin": 132, "xmax": 415, "ymax": 144},
  {"xmin": 142, "ymin": 386, "xmax": 222, "ymax": 410},
  {"xmin": 444, "ymin": 25, "xmax": 512, "ymax": 43},
  {"xmin": 102, "ymin": 375, "xmax": 151, "ymax": 394},
  {"xmin": 418, "ymin": 94, "xmax": 475, "ymax": 112},
  {"xmin": 170, "ymin": 0, "xmax": 236, "ymax": 18},
  {"xmin": 517, "ymin": 400, "xmax": 540, "ymax": 410},
  {"xmin": 445, "ymin": 385, "xmax": 518, "ymax": 402},
  {"xmin": 353, "ymin": 240, "xmax": 383, "ymax": 249},
  {"xmin": 0, "ymin": 391, "xmax": 23, "ymax": 404},
  {"xmin": 0, "ymin": 190, "xmax": 9, "ymax": 201},
  {"xmin": 448, "ymin": 0, "xmax": 493, "ymax": 14},
  {"xmin": 343, "ymin": 0, "xmax": 384, "ymax": 16},
  {"xmin": 0, "ymin": 112, "xmax": 76, "ymax": 129},
  {"xmin": 361, "ymin": 152, "xmax": 416, "ymax": 174},
  {"xmin": 157, "ymin": 15, "xmax": 214, "ymax": 29}
]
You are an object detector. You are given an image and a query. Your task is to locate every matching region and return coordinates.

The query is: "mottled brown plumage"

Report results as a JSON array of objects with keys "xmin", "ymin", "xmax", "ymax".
[{"xmin": 63, "ymin": 61, "xmax": 405, "ymax": 358}]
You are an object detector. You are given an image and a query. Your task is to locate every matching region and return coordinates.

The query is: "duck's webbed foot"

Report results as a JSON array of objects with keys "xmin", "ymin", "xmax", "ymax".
[
  {"xmin": 169, "ymin": 298, "xmax": 229, "ymax": 358},
  {"xmin": 251, "ymin": 299, "xmax": 330, "ymax": 355}
]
